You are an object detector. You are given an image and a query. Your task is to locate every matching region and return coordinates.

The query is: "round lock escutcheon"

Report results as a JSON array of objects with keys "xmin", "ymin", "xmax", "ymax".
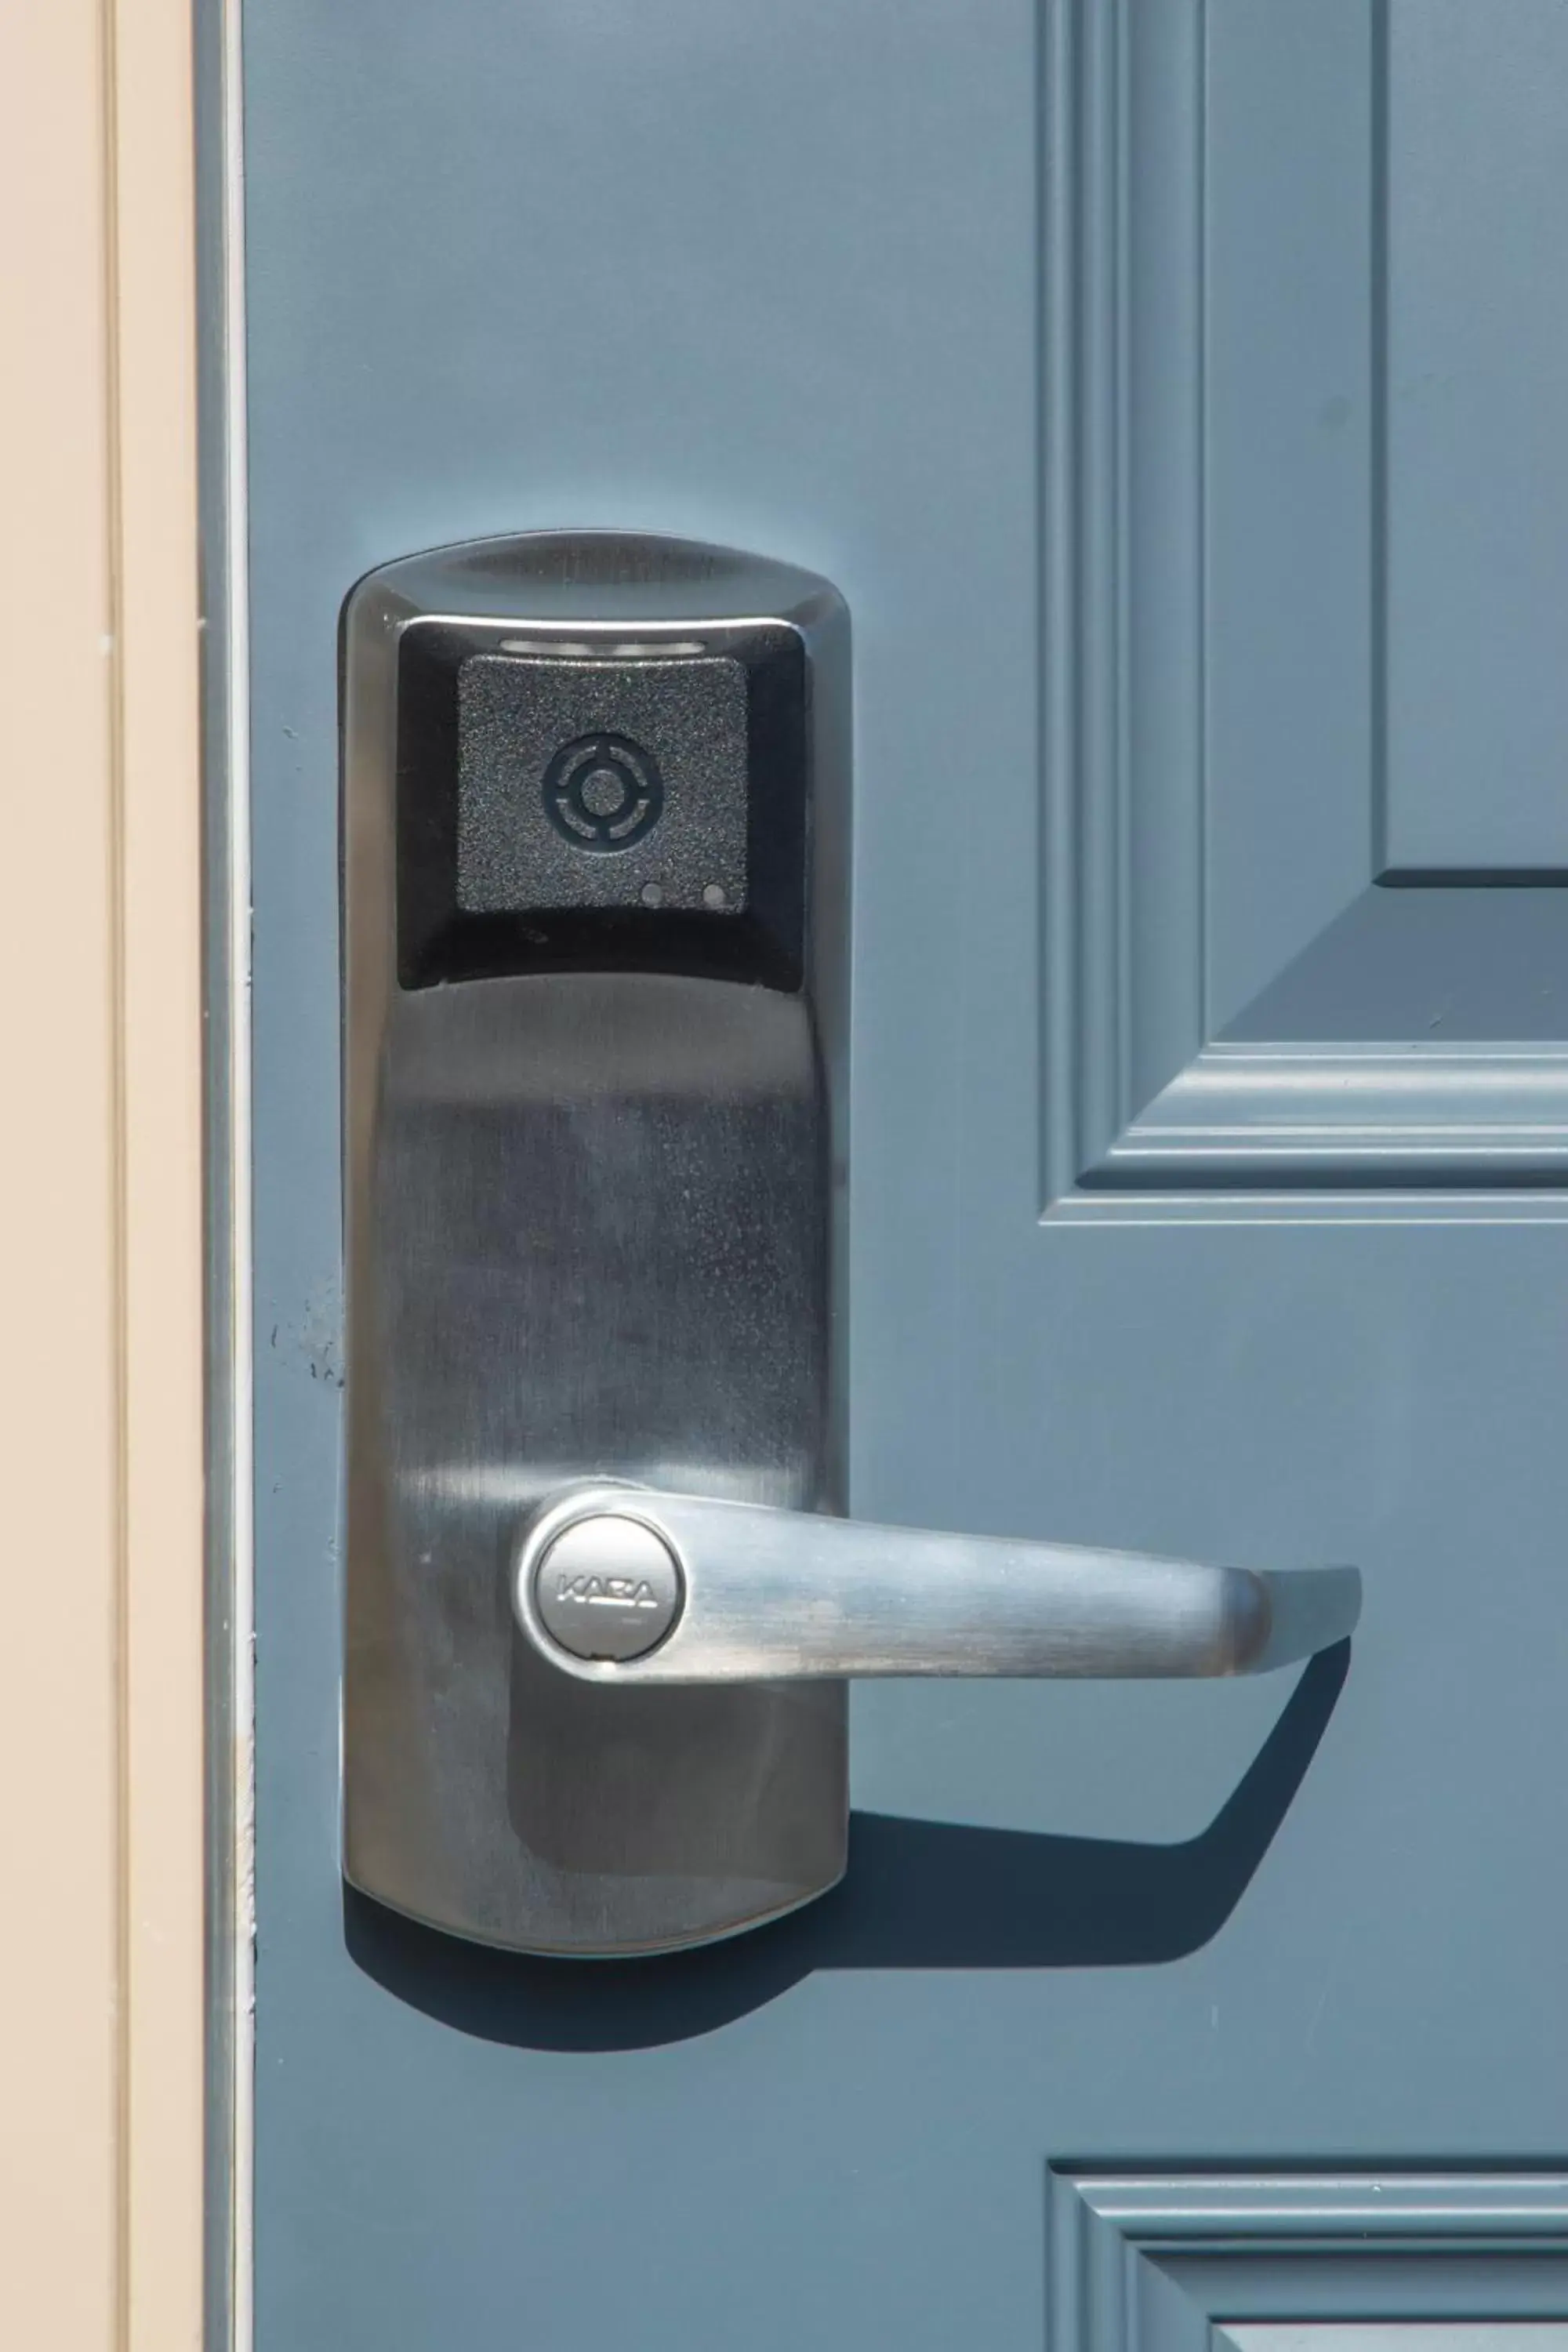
[{"xmin": 533, "ymin": 1512, "xmax": 684, "ymax": 1663}]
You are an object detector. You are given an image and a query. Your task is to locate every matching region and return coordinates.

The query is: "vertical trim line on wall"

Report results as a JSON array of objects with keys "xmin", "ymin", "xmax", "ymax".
[
  {"xmin": 108, "ymin": 0, "xmax": 209, "ymax": 2339},
  {"xmin": 100, "ymin": 0, "xmax": 133, "ymax": 2328}
]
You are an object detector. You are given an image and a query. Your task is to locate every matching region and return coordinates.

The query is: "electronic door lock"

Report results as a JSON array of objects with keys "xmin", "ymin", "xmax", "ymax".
[
  {"xmin": 341, "ymin": 531, "xmax": 851, "ymax": 1958},
  {"xmin": 340, "ymin": 531, "xmax": 1357, "ymax": 1960}
]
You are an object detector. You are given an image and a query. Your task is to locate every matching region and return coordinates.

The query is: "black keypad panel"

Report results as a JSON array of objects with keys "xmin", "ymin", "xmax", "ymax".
[
  {"xmin": 456, "ymin": 655, "xmax": 750, "ymax": 917},
  {"xmin": 391, "ymin": 618, "xmax": 808, "ymax": 992}
]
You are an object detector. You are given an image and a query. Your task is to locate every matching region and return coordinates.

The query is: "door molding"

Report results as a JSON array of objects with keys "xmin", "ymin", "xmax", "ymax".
[
  {"xmin": 1040, "ymin": 0, "xmax": 1568, "ymax": 1221},
  {"xmin": 0, "ymin": 0, "xmax": 216, "ymax": 2344},
  {"xmin": 1048, "ymin": 2171, "xmax": 1568, "ymax": 2351}
]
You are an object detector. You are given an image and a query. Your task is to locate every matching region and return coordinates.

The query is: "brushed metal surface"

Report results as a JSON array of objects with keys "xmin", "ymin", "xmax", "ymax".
[
  {"xmin": 342, "ymin": 532, "xmax": 851, "ymax": 1957},
  {"xmin": 517, "ymin": 1486, "xmax": 1361, "ymax": 1686}
]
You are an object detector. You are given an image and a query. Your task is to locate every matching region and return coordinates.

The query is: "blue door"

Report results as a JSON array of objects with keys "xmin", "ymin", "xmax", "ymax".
[{"xmin": 246, "ymin": 2, "xmax": 1568, "ymax": 2344}]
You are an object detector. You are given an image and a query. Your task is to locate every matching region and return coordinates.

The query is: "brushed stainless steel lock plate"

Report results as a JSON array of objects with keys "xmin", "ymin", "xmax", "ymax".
[{"xmin": 340, "ymin": 532, "xmax": 850, "ymax": 1955}]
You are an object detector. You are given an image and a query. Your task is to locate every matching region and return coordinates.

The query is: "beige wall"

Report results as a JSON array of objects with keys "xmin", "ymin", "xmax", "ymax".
[{"xmin": 0, "ymin": 2, "xmax": 208, "ymax": 2346}]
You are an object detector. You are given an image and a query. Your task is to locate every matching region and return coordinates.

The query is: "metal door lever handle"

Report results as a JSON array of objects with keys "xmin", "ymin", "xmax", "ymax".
[{"xmin": 514, "ymin": 1483, "xmax": 1361, "ymax": 1685}]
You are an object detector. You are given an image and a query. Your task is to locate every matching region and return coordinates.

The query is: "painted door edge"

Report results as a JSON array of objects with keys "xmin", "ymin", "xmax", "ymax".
[{"xmin": 197, "ymin": 0, "xmax": 253, "ymax": 2346}]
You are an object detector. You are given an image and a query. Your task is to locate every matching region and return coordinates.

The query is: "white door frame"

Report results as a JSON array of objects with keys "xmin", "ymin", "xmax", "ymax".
[{"xmin": 0, "ymin": 1, "xmax": 241, "ymax": 2343}]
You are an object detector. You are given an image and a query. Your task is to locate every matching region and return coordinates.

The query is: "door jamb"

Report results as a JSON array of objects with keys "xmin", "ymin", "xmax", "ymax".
[{"xmin": 0, "ymin": 0, "xmax": 241, "ymax": 2343}]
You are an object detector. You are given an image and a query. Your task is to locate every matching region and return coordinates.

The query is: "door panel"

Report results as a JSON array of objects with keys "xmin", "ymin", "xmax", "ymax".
[{"xmin": 247, "ymin": 2, "xmax": 1568, "ymax": 2346}]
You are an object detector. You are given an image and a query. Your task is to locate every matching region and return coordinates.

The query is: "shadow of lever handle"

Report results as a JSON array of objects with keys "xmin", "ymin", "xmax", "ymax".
[{"xmin": 345, "ymin": 1638, "xmax": 1352, "ymax": 2051}]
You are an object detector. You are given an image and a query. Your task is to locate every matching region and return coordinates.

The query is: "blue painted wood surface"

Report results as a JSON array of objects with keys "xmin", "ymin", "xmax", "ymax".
[{"xmin": 247, "ymin": 3, "xmax": 1568, "ymax": 2344}]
